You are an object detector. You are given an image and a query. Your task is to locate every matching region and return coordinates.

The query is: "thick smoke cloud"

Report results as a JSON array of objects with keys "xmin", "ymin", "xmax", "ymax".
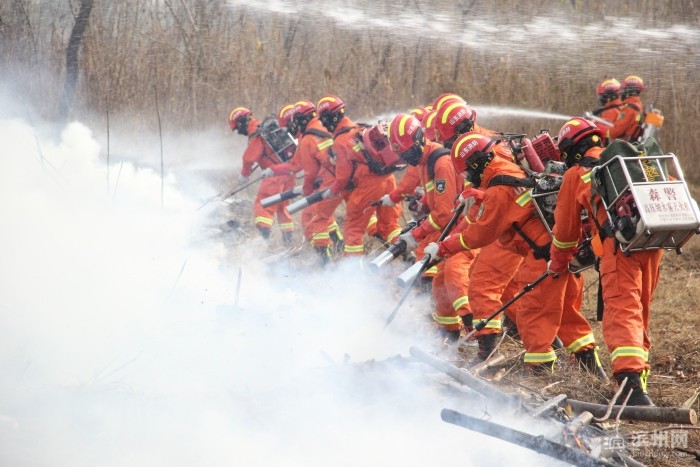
[{"xmin": 0, "ymin": 104, "xmax": 564, "ymax": 466}]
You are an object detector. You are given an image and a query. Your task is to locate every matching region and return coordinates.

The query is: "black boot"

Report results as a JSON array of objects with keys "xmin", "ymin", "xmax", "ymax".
[
  {"xmin": 574, "ymin": 347, "xmax": 609, "ymax": 381},
  {"xmin": 476, "ymin": 333, "xmax": 499, "ymax": 361},
  {"xmin": 315, "ymin": 245, "xmax": 331, "ymax": 266},
  {"xmin": 257, "ymin": 226, "xmax": 271, "ymax": 240},
  {"xmin": 614, "ymin": 372, "xmax": 654, "ymax": 406}
]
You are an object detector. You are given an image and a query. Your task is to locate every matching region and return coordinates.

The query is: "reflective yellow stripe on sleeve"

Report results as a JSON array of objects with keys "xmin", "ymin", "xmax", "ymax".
[
  {"xmin": 552, "ymin": 236, "xmax": 579, "ymax": 249},
  {"xmin": 515, "ymin": 190, "xmax": 532, "ymax": 207}
]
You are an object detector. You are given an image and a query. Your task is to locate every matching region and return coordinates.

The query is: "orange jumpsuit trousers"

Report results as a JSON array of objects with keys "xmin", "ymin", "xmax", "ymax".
[
  {"xmin": 600, "ymin": 238, "xmax": 662, "ymax": 376},
  {"xmin": 432, "ymin": 249, "xmax": 479, "ymax": 331},
  {"xmin": 254, "ymin": 174, "xmax": 295, "ymax": 233},
  {"xmin": 343, "ymin": 174, "xmax": 402, "ymax": 255}
]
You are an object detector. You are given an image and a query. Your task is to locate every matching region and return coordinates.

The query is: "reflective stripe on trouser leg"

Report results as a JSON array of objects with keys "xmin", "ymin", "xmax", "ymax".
[
  {"xmin": 566, "ymin": 333, "xmax": 596, "ymax": 354},
  {"xmin": 523, "ymin": 350, "xmax": 557, "ymax": 364},
  {"xmin": 255, "ymin": 216, "xmax": 274, "ymax": 228},
  {"xmin": 278, "ymin": 221, "xmax": 294, "ymax": 233}
]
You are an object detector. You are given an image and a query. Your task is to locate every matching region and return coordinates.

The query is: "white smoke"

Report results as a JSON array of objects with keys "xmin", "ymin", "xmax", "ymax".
[{"xmin": 0, "ymin": 107, "xmax": 568, "ymax": 466}]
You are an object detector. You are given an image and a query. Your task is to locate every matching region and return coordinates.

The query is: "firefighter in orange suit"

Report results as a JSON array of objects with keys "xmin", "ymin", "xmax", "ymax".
[
  {"xmin": 228, "ymin": 107, "xmax": 295, "ymax": 242},
  {"xmin": 291, "ymin": 99, "xmax": 344, "ymax": 263},
  {"xmin": 426, "ymin": 132, "xmax": 595, "ymax": 370},
  {"xmin": 387, "ymin": 114, "xmax": 477, "ymax": 339},
  {"xmin": 617, "ymin": 75, "xmax": 646, "ymax": 142},
  {"xmin": 548, "ymin": 117, "xmax": 661, "ymax": 404},
  {"xmin": 319, "ymin": 95, "xmax": 402, "ymax": 256},
  {"xmin": 591, "ymin": 79, "xmax": 625, "ymax": 143}
]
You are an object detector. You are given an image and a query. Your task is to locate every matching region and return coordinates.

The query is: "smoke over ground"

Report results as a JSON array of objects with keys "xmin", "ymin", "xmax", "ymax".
[{"xmin": 0, "ymin": 103, "xmax": 566, "ymax": 466}]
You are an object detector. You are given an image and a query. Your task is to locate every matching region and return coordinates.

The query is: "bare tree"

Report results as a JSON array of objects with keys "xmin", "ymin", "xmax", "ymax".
[{"xmin": 59, "ymin": 0, "xmax": 94, "ymax": 120}]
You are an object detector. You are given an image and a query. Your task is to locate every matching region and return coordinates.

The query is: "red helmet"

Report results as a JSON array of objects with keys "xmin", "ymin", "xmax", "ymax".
[
  {"xmin": 317, "ymin": 94, "xmax": 346, "ymax": 132},
  {"xmin": 363, "ymin": 120, "xmax": 402, "ymax": 168},
  {"xmin": 409, "ymin": 106, "xmax": 429, "ymax": 121},
  {"xmin": 621, "ymin": 75, "xmax": 645, "ymax": 95},
  {"xmin": 228, "ymin": 107, "xmax": 252, "ymax": 131},
  {"xmin": 450, "ymin": 131, "xmax": 494, "ymax": 178},
  {"xmin": 317, "ymin": 94, "xmax": 346, "ymax": 115},
  {"xmin": 557, "ymin": 117, "xmax": 604, "ymax": 167},
  {"xmin": 292, "ymin": 99, "xmax": 316, "ymax": 118},
  {"xmin": 277, "ymin": 103, "xmax": 295, "ymax": 130},
  {"xmin": 434, "ymin": 102, "xmax": 477, "ymax": 144},
  {"xmin": 596, "ymin": 78, "xmax": 621, "ymax": 104},
  {"xmin": 387, "ymin": 113, "xmax": 425, "ymax": 165},
  {"xmin": 420, "ymin": 109, "xmax": 438, "ymax": 142},
  {"xmin": 432, "ymin": 93, "xmax": 466, "ymax": 111}
]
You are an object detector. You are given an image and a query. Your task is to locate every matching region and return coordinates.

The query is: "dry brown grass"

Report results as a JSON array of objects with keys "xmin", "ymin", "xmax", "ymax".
[{"xmin": 1, "ymin": 0, "xmax": 699, "ymax": 181}]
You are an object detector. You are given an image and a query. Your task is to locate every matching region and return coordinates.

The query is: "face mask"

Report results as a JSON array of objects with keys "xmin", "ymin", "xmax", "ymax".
[{"xmin": 400, "ymin": 145, "xmax": 423, "ymax": 166}]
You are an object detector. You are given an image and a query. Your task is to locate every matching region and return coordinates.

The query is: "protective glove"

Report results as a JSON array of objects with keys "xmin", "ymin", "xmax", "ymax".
[
  {"xmin": 546, "ymin": 259, "xmax": 568, "ymax": 278},
  {"xmin": 414, "ymin": 186, "xmax": 425, "ymax": 198},
  {"xmin": 379, "ymin": 194, "xmax": 396, "ymax": 207},
  {"xmin": 399, "ymin": 231, "xmax": 419, "ymax": 253},
  {"xmin": 457, "ymin": 187, "xmax": 484, "ymax": 212},
  {"xmin": 260, "ymin": 167, "xmax": 275, "ymax": 178},
  {"xmin": 321, "ymin": 188, "xmax": 334, "ymax": 200},
  {"xmin": 423, "ymin": 242, "xmax": 441, "ymax": 261},
  {"xmin": 238, "ymin": 174, "xmax": 250, "ymax": 185},
  {"xmin": 292, "ymin": 185, "xmax": 303, "ymax": 195}
]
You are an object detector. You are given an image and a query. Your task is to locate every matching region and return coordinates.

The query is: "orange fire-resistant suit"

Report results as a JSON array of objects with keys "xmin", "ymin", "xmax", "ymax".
[
  {"xmin": 329, "ymin": 117, "xmax": 402, "ymax": 255},
  {"xmin": 550, "ymin": 145, "xmax": 662, "ymax": 377},
  {"xmin": 406, "ymin": 141, "xmax": 475, "ymax": 331},
  {"xmin": 240, "ymin": 118, "xmax": 295, "ymax": 234},
  {"xmin": 388, "ymin": 165, "xmax": 421, "ymax": 204},
  {"xmin": 592, "ymin": 98, "xmax": 624, "ymax": 143},
  {"xmin": 437, "ymin": 157, "xmax": 584, "ymax": 366},
  {"xmin": 618, "ymin": 95, "xmax": 645, "ymax": 142},
  {"xmin": 294, "ymin": 117, "xmax": 343, "ymax": 248}
]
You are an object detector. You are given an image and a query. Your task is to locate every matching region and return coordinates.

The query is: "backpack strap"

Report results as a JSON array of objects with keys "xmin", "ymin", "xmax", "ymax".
[
  {"xmin": 487, "ymin": 174, "xmax": 535, "ymax": 188},
  {"xmin": 426, "ymin": 147, "xmax": 451, "ymax": 180},
  {"xmin": 304, "ymin": 128, "xmax": 332, "ymax": 139}
]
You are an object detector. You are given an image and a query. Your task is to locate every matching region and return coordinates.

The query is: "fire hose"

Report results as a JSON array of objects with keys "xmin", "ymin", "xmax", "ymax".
[
  {"xmin": 384, "ymin": 203, "xmax": 465, "ymax": 328},
  {"xmin": 368, "ymin": 215, "xmax": 426, "ymax": 272},
  {"xmin": 261, "ymin": 185, "xmax": 303, "ymax": 208},
  {"xmin": 285, "ymin": 188, "xmax": 330, "ymax": 215}
]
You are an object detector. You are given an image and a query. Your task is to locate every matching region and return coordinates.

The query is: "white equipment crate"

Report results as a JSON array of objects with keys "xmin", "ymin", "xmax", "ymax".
[{"xmin": 592, "ymin": 153, "xmax": 700, "ymax": 254}]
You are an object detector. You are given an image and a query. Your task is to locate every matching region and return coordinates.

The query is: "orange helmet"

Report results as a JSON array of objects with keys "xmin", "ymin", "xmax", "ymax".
[
  {"xmin": 451, "ymin": 132, "xmax": 499, "ymax": 187},
  {"xmin": 292, "ymin": 99, "xmax": 317, "ymax": 133},
  {"xmin": 556, "ymin": 117, "xmax": 604, "ymax": 167},
  {"xmin": 420, "ymin": 109, "xmax": 438, "ymax": 142},
  {"xmin": 363, "ymin": 120, "xmax": 402, "ymax": 168},
  {"xmin": 317, "ymin": 94, "xmax": 346, "ymax": 132},
  {"xmin": 596, "ymin": 78, "xmax": 621, "ymax": 105},
  {"xmin": 434, "ymin": 102, "xmax": 477, "ymax": 146},
  {"xmin": 432, "ymin": 93, "xmax": 466, "ymax": 111},
  {"xmin": 228, "ymin": 107, "xmax": 252, "ymax": 134},
  {"xmin": 621, "ymin": 75, "xmax": 644, "ymax": 98},
  {"xmin": 387, "ymin": 113, "xmax": 425, "ymax": 166}
]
